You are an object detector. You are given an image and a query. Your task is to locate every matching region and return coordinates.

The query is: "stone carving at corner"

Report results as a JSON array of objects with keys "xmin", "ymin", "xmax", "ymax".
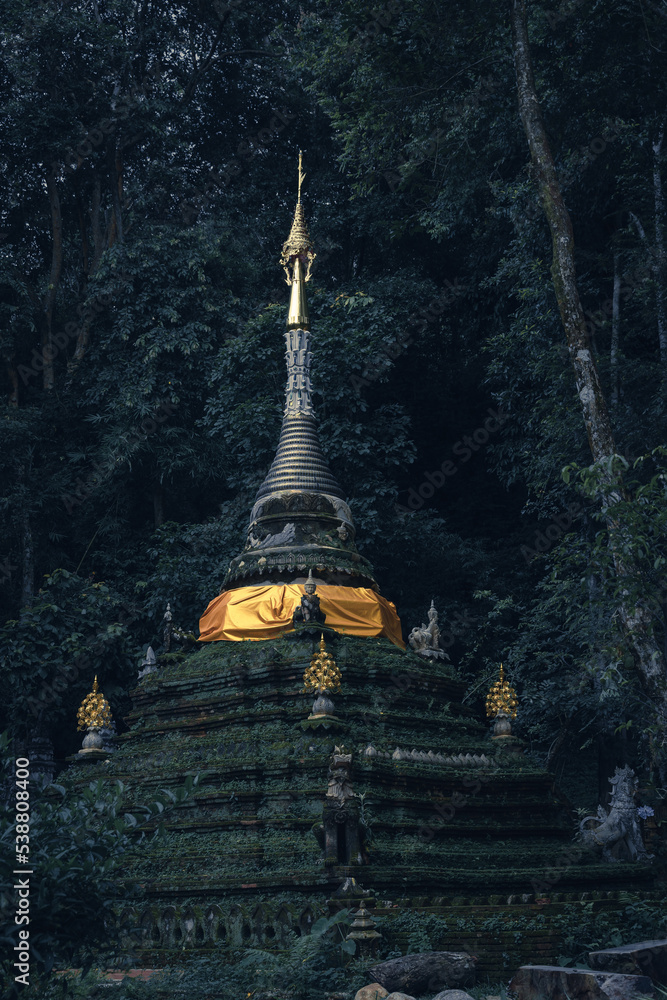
[
  {"xmin": 579, "ymin": 765, "xmax": 653, "ymax": 862},
  {"xmin": 408, "ymin": 601, "xmax": 447, "ymax": 660},
  {"xmin": 327, "ymin": 746, "xmax": 354, "ymax": 801},
  {"xmin": 319, "ymin": 747, "xmax": 366, "ymax": 865},
  {"xmin": 248, "ymin": 522, "xmax": 297, "ymax": 550}
]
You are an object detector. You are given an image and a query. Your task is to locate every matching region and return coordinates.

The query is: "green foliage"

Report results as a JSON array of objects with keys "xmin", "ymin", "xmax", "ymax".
[
  {"xmin": 553, "ymin": 895, "xmax": 667, "ymax": 966},
  {"xmin": 0, "ymin": 732, "xmax": 201, "ymax": 994},
  {"xmin": 1, "ymin": 0, "xmax": 667, "ymax": 849},
  {"xmin": 12, "ymin": 948, "xmax": 370, "ymax": 1000},
  {"xmin": 0, "ymin": 570, "xmax": 138, "ymax": 752}
]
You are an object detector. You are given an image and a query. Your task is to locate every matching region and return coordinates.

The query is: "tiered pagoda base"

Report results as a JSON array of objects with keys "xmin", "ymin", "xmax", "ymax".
[{"xmin": 66, "ymin": 634, "xmax": 654, "ymax": 977}]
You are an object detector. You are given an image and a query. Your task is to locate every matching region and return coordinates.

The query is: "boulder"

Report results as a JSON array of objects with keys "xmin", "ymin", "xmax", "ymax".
[
  {"xmin": 509, "ymin": 965, "xmax": 655, "ymax": 999},
  {"xmin": 589, "ymin": 938, "xmax": 667, "ymax": 983},
  {"xmin": 354, "ymin": 987, "xmax": 389, "ymax": 1000},
  {"xmin": 368, "ymin": 952, "xmax": 475, "ymax": 995},
  {"xmin": 431, "ymin": 992, "xmax": 476, "ymax": 1000},
  {"xmin": 385, "ymin": 994, "xmax": 416, "ymax": 1000}
]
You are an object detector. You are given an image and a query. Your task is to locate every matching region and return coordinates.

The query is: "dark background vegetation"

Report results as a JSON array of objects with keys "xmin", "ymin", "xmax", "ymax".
[{"xmin": 1, "ymin": 0, "xmax": 666, "ymax": 804}]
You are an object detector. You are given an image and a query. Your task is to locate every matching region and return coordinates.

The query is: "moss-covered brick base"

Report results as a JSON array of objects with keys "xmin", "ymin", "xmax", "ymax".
[{"xmin": 65, "ymin": 635, "xmax": 654, "ymax": 976}]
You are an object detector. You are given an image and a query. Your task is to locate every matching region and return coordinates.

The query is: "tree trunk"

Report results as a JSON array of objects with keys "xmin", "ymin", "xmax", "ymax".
[
  {"xmin": 510, "ymin": 2, "xmax": 616, "ymax": 462},
  {"xmin": 510, "ymin": 0, "xmax": 667, "ymax": 711},
  {"xmin": 70, "ymin": 173, "xmax": 106, "ymax": 369},
  {"xmin": 42, "ymin": 173, "xmax": 64, "ymax": 390},
  {"xmin": 108, "ymin": 143, "xmax": 124, "ymax": 246},
  {"xmin": 653, "ymin": 124, "xmax": 667, "ymax": 374},
  {"xmin": 75, "ymin": 176, "xmax": 90, "ymax": 278},
  {"xmin": 153, "ymin": 481, "xmax": 165, "ymax": 528},
  {"xmin": 20, "ymin": 509, "xmax": 34, "ymax": 608},
  {"xmin": 90, "ymin": 172, "xmax": 105, "ymax": 271},
  {"xmin": 610, "ymin": 252, "xmax": 621, "ymax": 413},
  {"xmin": 7, "ymin": 363, "xmax": 19, "ymax": 406}
]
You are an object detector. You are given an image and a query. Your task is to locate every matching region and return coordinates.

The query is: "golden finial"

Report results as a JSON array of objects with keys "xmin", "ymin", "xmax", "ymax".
[
  {"xmin": 297, "ymin": 149, "xmax": 305, "ymax": 203},
  {"xmin": 485, "ymin": 663, "xmax": 518, "ymax": 719},
  {"xmin": 303, "ymin": 634, "xmax": 342, "ymax": 695},
  {"xmin": 77, "ymin": 674, "xmax": 113, "ymax": 731},
  {"xmin": 280, "ymin": 152, "xmax": 316, "ymax": 328}
]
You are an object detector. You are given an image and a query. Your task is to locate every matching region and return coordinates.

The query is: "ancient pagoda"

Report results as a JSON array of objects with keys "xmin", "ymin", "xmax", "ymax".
[
  {"xmin": 198, "ymin": 150, "xmax": 401, "ymax": 647},
  {"xmin": 67, "ymin": 157, "xmax": 655, "ymax": 978}
]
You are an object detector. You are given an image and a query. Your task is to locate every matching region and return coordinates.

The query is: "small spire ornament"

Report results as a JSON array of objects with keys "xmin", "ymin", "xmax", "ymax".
[
  {"xmin": 345, "ymin": 901, "xmax": 382, "ymax": 958},
  {"xmin": 162, "ymin": 601, "xmax": 173, "ymax": 651},
  {"xmin": 486, "ymin": 663, "xmax": 518, "ymax": 738},
  {"xmin": 138, "ymin": 645, "xmax": 157, "ymax": 680},
  {"xmin": 303, "ymin": 634, "xmax": 342, "ymax": 719},
  {"xmin": 77, "ymin": 676, "xmax": 113, "ymax": 752}
]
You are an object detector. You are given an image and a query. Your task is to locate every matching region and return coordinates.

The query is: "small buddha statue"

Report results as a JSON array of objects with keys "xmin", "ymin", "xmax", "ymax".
[{"xmin": 293, "ymin": 569, "xmax": 326, "ymax": 625}]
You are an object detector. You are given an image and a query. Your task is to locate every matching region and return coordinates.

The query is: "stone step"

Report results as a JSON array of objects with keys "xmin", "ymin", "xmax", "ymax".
[
  {"xmin": 509, "ymin": 965, "xmax": 655, "ymax": 999},
  {"xmin": 589, "ymin": 938, "xmax": 667, "ymax": 983}
]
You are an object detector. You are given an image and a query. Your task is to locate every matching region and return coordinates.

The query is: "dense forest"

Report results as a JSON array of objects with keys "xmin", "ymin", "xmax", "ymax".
[{"xmin": 1, "ymin": 0, "xmax": 666, "ymax": 803}]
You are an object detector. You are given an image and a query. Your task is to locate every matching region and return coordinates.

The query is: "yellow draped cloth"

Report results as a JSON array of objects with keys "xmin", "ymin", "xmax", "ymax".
[{"xmin": 198, "ymin": 584, "xmax": 404, "ymax": 648}]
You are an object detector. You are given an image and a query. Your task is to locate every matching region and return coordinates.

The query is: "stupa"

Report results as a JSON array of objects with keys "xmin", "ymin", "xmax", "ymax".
[
  {"xmin": 66, "ymin": 156, "xmax": 655, "ymax": 977},
  {"xmin": 197, "ymin": 151, "xmax": 401, "ymax": 647}
]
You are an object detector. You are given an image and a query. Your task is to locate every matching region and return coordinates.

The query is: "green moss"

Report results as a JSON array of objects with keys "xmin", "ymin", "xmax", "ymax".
[{"xmin": 60, "ymin": 634, "xmax": 656, "ymax": 973}]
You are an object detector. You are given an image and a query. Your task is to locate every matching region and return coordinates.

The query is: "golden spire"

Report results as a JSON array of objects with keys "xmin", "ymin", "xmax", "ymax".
[
  {"xmin": 280, "ymin": 150, "xmax": 316, "ymax": 329},
  {"xmin": 77, "ymin": 675, "xmax": 113, "ymax": 731},
  {"xmin": 297, "ymin": 149, "xmax": 305, "ymax": 202},
  {"xmin": 302, "ymin": 635, "xmax": 342, "ymax": 695},
  {"xmin": 485, "ymin": 663, "xmax": 518, "ymax": 719}
]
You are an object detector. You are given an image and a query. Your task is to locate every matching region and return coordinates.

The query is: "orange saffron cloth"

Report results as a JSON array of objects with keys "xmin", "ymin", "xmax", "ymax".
[{"xmin": 198, "ymin": 584, "xmax": 405, "ymax": 649}]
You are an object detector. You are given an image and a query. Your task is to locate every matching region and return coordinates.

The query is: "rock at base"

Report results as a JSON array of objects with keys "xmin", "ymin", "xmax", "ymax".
[
  {"xmin": 368, "ymin": 951, "xmax": 475, "ymax": 995},
  {"xmin": 431, "ymin": 991, "xmax": 476, "ymax": 1000},
  {"xmin": 509, "ymin": 964, "xmax": 655, "ymax": 999},
  {"xmin": 354, "ymin": 986, "xmax": 389, "ymax": 1000},
  {"xmin": 385, "ymin": 994, "xmax": 417, "ymax": 1000},
  {"xmin": 589, "ymin": 938, "xmax": 667, "ymax": 983}
]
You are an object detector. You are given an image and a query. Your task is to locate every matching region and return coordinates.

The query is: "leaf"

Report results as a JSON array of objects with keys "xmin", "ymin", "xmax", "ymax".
[{"xmin": 310, "ymin": 917, "xmax": 330, "ymax": 936}]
